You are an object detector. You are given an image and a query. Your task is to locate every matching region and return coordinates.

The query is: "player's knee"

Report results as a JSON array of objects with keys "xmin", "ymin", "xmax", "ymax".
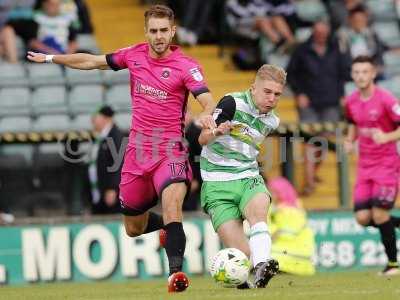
[
  {"xmin": 355, "ymin": 215, "xmax": 371, "ymax": 227},
  {"xmin": 372, "ymin": 209, "xmax": 390, "ymax": 225},
  {"xmin": 124, "ymin": 222, "xmax": 145, "ymax": 237}
]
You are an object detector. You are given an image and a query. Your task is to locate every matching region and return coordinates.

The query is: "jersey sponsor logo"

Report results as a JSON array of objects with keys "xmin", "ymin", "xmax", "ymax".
[
  {"xmin": 392, "ymin": 103, "xmax": 400, "ymax": 116},
  {"xmin": 168, "ymin": 162, "xmax": 186, "ymax": 178},
  {"xmin": 368, "ymin": 109, "xmax": 379, "ymax": 121},
  {"xmin": 190, "ymin": 67, "xmax": 203, "ymax": 82},
  {"xmin": 212, "ymin": 108, "xmax": 222, "ymax": 120},
  {"xmin": 135, "ymin": 81, "xmax": 168, "ymax": 100},
  {"xmin": 161, "ymin": 68, "xmax": 171, "ymax": 79}
]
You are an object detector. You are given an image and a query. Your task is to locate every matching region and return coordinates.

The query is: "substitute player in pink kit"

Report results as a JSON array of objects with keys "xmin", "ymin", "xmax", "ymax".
[
  {"xmin": 344, "ymin": 55, "xmax": 400, "ymax": 276},
  {"xmin": 27, "ymin": 5, "xmax": 216, "ymax": 291}
]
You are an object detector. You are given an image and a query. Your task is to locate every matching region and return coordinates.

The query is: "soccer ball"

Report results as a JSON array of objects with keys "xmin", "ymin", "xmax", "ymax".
[{"xmin": 209, "ymin": 248, "xmax": 250, "ymax": 287}]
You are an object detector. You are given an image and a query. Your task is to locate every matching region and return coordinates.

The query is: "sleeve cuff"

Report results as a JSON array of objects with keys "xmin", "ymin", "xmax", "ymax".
[
  {"xmin": 106, "ymin": 53, "xmax": 122, "ymax": 71},
  {"xmin": 192, "ymin": 86, "xmax": 210, "ymax": 98}
]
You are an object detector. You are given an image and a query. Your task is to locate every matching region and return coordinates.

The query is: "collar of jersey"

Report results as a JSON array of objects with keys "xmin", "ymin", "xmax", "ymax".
[{"xmin": 245, "ymin": 89, "xmax": 270, "ymax": 117}]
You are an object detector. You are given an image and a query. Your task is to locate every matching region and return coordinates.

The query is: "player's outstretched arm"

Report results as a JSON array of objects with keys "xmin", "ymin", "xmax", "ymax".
[
  {"xmin": 196, "ymin": 92, "xmax": 217, "ymax": 129},
  {"xmin": 27, "ymin": 51, "xmax": 109, "ymax": 70}
]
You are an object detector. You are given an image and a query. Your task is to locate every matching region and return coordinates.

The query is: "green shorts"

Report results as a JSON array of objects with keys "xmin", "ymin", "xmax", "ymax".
[{"xmin": 200, "ymin": 175, "xmax": 271, "ymax": 231}]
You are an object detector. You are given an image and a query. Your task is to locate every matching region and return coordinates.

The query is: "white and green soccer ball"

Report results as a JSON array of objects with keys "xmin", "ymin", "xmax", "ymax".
[{"xmin": 209, "ymin": 248, "xmax": 251, "ymax": 287}]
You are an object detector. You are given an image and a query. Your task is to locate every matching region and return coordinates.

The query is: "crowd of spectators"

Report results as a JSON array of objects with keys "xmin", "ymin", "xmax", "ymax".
[
  {"xmin": 3, "ymin": 0, "xmax": 400, "ymax": 216},
  {"xmin": 0, "ymin": 0, "xmax": 93, "ymax": 63},
  {"xmin": 168, "ymin": 0, "xmax": 400, "ymax": 195}
]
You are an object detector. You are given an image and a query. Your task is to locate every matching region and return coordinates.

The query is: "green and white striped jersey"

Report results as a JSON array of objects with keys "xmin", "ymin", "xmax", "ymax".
[{"xmin": 200, "ymin": 90, "xmax": 280, "ymax": 181}]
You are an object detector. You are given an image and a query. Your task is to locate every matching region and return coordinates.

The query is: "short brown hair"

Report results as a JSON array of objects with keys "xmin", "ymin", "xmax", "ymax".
[
  {"xmin": 352, "ymin": 55, "xmax": 375, "ymax": 66},
  {"xmin": 144, "ymin": 5, "xmax": 174, "ymax": 26},
  {"xmin": 256, "ymin": 64, "xmax": 287, "ymax": 85}
]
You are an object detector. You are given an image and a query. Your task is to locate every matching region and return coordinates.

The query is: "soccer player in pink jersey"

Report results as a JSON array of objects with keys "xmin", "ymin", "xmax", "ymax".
[
  {"xmin": 27, "ymin": 5, "xmax": 216, "ymax": 291},
  {"xmin": 344, "ymin": 55, "xmax": 400, "ymax": 276}
]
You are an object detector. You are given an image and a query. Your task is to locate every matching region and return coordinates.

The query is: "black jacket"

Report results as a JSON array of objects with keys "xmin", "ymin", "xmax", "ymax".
[
  {"xmin": 287, "ymin": 37, "xmax": 351, "ymax": 109},
  {"xmin": 95, "ymin": 124, "xmax": 124, "ymax": 199}
]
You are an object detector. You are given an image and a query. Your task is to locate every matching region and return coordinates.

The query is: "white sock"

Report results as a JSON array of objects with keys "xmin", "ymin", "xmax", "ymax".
[{"xmin": 249, "ymin": 222, "xmax": 271, "ymax": 268}]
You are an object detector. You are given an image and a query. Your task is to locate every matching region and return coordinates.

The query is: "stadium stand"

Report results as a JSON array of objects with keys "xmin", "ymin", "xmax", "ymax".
[
  {"xmin": 0, "ymin": 63, "xmax": 28, "ymax": 87},
  {"xmin": 105, "ymin": 84, "xmax": 131, "ymax": 112},
  {"xmin": 2, "ymin": 0, "xmax": 400, "ymax": 216},
  {"xmin": 31, "ymin": 86, "xmax": 68, "ymax": 116},
  {"xmin": 0, "ymin": 87, "xmax": 31, "ymax": 117},
  {"xmin": 68, "ymin": 84, "xmax": 104, "ymax": 114},
  {"xmin": 27, "ymin": 63, "xmax": 65, "ymax": 86}
]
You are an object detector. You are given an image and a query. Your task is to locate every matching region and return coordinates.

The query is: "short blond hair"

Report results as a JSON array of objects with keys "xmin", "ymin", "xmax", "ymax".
[{"xmin": 256, "ymin": 64, "xmax": 287, "ymax": 85}]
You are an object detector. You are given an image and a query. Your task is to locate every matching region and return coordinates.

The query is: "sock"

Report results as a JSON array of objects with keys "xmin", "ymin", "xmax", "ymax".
[
  {"xmin": 391, "ymin": 216, "xmax": 400, "ymax": 227},
  {"xmin": 165, "ymin": 222, "xmax": 186, "ymax": 275},
  {"xmin": 249, "ymin": 222, "xmax": 271, "ymax": 268},
  {"xmin": 143, "ymin": 212, "xmax": 164, "ymax": 234},
  {"xmin": 377, "ymin": 220, "xmax": 398, "ymax": 264}
]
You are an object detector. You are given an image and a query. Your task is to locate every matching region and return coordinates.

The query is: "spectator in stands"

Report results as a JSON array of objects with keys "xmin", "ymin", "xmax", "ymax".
[
  {"xmin": 226, "ymin": 0, "xmax": 295, "ymax": 50},
  {"xmin": 183, "ymin": 112, "xmax": 202, "ymax": 211},
  {"xmin": 74, "ymin": 0, "xmax": 93, "ymax": 34},
  {"xmin": 30, "ymin": 0, "xmax": 78, "ymax": 54},
  {"xmin": 0, "ymin": 0, "xmax": 36, "ymax": 63},
  {"xmin": 87, "ymin": 106, "xmax": 125, "ymax": 215},
  {"xmin": 337, "ymin": 5, "xmax": 386, "ymax": 73},
  {"xmin": 323, "ymin": 0, "xmax": 364, "ymax": 30},
  {"xmin": 175, "ymin": 0, "xmax": 215, "ymax": 46},
  {"xmin": 264, "ymin": 0, "xmax": 297, "ymax": 52},
  {"xmin": 287, "ymin": 21, "xmax": 351, "ymax": 196}
]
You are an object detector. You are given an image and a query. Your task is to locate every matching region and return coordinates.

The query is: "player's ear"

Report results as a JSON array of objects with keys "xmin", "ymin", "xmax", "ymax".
[
  {"xmin": 250, "ymin": 82, "xmax": 256, "ymax": 94},
  {"xmin": 372, "ymin": 68, "xmax": 377, "ymax": 80},
  {"xmin": 171, "ymin": 24, "xmax": 176, "ymax": 37}
]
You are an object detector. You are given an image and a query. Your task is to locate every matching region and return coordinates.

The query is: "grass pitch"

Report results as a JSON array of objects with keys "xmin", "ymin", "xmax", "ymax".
[{"xmin": 2, "ymin": 271, "xmax": 400, "ymax": 300}]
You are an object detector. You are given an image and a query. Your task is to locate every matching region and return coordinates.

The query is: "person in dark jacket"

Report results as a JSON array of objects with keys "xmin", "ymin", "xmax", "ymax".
[
  {"xmin": 287, "ymin": 20, "xmax": 351, "ymax": 195},
  {"xmin": 183, "ymin": 112, "xmax": 202, "ymax": 211},
  {"xmin": 88, "ymin": 105, "xmax": 125, "ymax": 214}
]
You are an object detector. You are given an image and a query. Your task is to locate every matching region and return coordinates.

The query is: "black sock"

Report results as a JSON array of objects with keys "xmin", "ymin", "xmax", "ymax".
[
  {"xmin": 378, "ymin": 220, "xmax": 398, "ymax": 264},
  {"xmin": 391, "ymin": 216, "xmax": 400, "ymax": 227},
  {"xmin": 143, "ymin": 212, "xmax": 164, "ymax": 234},
  {"xmin": 165, "ymin": 222, "xmax": 186, "ymax": 275}
]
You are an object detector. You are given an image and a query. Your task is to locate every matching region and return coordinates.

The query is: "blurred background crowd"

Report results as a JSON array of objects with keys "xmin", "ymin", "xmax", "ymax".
[{"xmin": 1, "ymin": 0, "xmax": 400, "ymax": 223}]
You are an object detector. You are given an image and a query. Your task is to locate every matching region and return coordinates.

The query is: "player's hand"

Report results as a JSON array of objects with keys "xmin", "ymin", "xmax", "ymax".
[
  {"xmin": 296, "ymin": 94, "xmax": 310, "ymax": 109},
  {"xmin": 214, "ymin": 121, "xmax": 232, "ymax": 136},
  {"xmin": 197, "ymin": 114, "xmax": 216, "ymax": 129},
  {"xmin": 372, "ymin": 128, "xmax": 389, "ymax": 144},
  {"xmin": 343, "ymin": 138, "xmax": 354, "ymax": 153},
  {"xmin": 104, "ymin": 189, "xmax": 117, "ymax": 207},
  {"xmin": 26, "ymin": 51, "xmax": 46, "ymax": 63}
]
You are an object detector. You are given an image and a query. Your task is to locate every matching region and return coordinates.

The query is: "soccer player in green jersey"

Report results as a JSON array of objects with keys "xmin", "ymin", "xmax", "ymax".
[{"xmin": 198, "ymin": 64, "xmax": 286, "ymax": 288}]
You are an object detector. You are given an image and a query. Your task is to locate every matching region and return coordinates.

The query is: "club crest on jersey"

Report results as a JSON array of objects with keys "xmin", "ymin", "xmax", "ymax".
[
  {"xmin": 161, "ymin": 68, "xmax": 171, "ymax": 79},
  {"xmin": 190, "ymin": 67, "xmax": 203, "ymax": 82}
]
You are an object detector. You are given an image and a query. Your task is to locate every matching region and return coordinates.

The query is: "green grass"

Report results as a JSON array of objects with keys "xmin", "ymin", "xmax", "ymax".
[{"xmin": 1, "ymin": 271, "xmax": 400, "ymax": 300}]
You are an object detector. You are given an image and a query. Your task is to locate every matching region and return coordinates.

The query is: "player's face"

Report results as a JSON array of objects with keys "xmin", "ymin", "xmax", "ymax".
[
  {"xmin": 43, "ymin": 0, "xmax": 61, "ymax": 17},
  {"xmin": 92, "ymin": 114, "xmax": 107, "ymax": 133},
  {"xmin": 251, "ymin": 79, "xmax": 283, "ymax": 113},
  {"xmin": 145, "ymin": 17, "xmax": 176, "ymax": 57},
  {"xmin": 350, "ymin": 12, "xmax": 368, "ymax": 33},
  {"xmin": 351, "ymin": 62, "xmax": 376, "ymax": 90}
]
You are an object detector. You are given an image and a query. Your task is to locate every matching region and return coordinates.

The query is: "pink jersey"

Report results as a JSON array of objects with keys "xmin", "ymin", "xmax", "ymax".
[
  {"xmin": 345, "ymin": 86, "xmax": 400, "ymax": 166},
  {"xmin": 106, "ymin": 43, "xmax": 208, "ymax": 160}
]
